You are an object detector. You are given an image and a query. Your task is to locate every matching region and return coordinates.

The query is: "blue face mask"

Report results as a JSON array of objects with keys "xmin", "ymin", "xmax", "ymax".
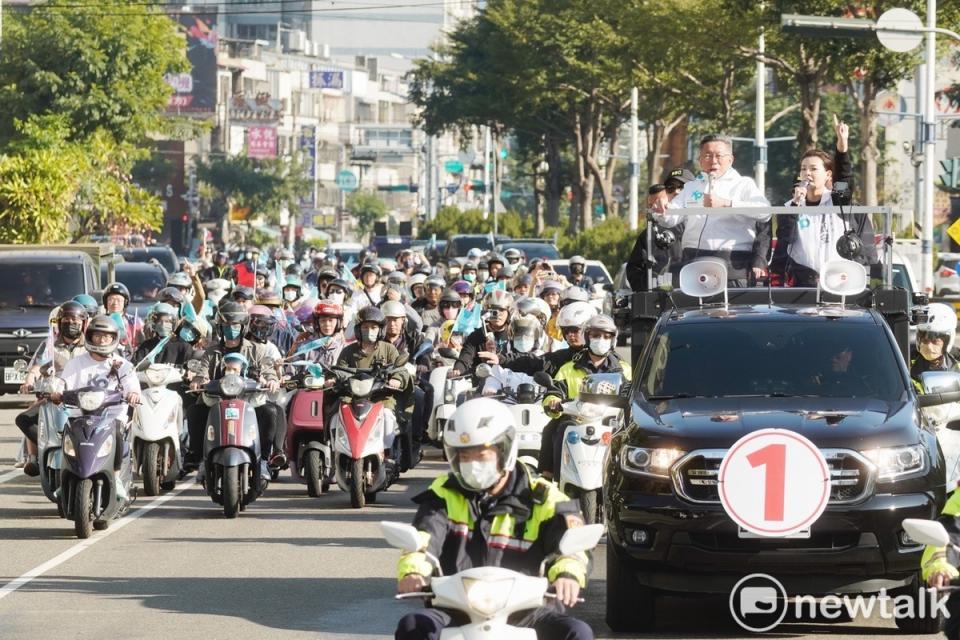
[
  {"xmin": 179, "ymin": 327, "xmax": 197, "ymax": 343},
  {"xmin": 222, "ymin": 324, "xmax": 242, "ymax": 341},
  {"xmin": 463, "ymin": 273, "xmax": 476, "ymax": 283}
]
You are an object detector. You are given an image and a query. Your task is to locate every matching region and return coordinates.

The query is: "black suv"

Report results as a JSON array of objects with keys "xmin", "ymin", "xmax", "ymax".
[{"xmin": 606, "ymin": 287, "xmax": 946, "ymax": 633}]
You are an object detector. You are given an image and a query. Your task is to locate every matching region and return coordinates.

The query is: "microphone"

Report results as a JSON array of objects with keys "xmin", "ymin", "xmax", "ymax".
[{"xmin": 793, "ymin": 178, "xmax": 811, "ymax": 205}]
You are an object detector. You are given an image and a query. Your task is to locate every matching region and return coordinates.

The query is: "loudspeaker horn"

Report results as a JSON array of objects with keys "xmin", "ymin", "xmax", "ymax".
[
  {"xmin": 679, "ymin": 258, "xmax": 727, "ymax": 300},
  {"xmin": 820, "ymin": 259, "xmax": 867, "ymax": 298}
]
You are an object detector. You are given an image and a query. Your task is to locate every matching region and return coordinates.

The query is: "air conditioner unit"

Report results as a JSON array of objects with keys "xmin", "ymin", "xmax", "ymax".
[{"xmin": 287, "ymin": 30, "xmax": 307, "ymax": 52}]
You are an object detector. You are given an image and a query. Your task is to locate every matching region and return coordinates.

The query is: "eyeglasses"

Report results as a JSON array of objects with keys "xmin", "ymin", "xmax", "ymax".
[{"xmin": 699, "ymin": 153, "xmax": 731, "ymax": 161}]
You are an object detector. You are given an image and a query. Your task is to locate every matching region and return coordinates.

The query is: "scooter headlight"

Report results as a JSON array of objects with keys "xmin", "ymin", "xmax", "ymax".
[
  {"xmin": 366, "ymin": 424, "xmax": 383, "ymax": 444},
  {"xmin": 303, "ymin": 375, "xmax": 324, "ymax": 389},
  {"xmin": 335, "ymin": 426, "xmax": 350, "ymax": 451},
  {"xmin": 144, "ymin": 366, "xmax": 169, "ymax": 387},
  {"xmin": 96, "ymin": 435, "xmax": 114, "ymax": 458},
  {"xmin": 220, "ymin": 374, "xmax": 245, "ymax": 397},
  {"xmin": 462, "ymin": 577, "xmax": 514, "ymax": 618},
  {"xmin": 577, "ymin": 402, "xmax": 605, "ymax": 420},
  {"xmin": 63, "ymin": 434, "xmax": 76, "ymax": 457},
  {"xmin": 350, "ymin": 378, "xmax": 375, "ymax": 397},
  {"xmin": 78, "ymin": 390, "xmax": 106, "ymax": 412}
]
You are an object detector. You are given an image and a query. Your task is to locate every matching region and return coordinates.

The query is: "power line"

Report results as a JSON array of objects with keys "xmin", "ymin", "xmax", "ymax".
[{"xmin": 7, "ymin": 0, "xmax": 465, "ymax": 16}]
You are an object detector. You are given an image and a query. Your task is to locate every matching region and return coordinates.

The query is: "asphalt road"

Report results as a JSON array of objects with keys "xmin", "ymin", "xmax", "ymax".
[{"xmin": 0, "ymin": 396, "xmax": 940, "ymax": 639}]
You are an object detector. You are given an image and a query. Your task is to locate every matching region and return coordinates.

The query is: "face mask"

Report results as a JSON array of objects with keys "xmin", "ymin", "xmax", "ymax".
[
  {"xmin": 179, "ymin": 327, "xmax": 197, "ymax": 343},
  {"xmin": 245, "ymin": 252, "xmax": 252, "ymax": 261},
  {"xmin": 463, "ymin": 273, "xmax": 476, "ymax": 283},
  {"xmin": 155, "ymin": 321, "xmax": 173, "ymax": 338},
  {"xmin": 514, "ymin": 336, "xmax": 535, "ymax": 353},
  {"xmin": 589, "ymin": 337, "xmax": 612, "ymax": 356},
  {"xmin": 920, "ymin": 341, "xmax": 944, "ymax": 362},
  {"xmin": 442, "ymin": 307, "xmax": 459, "ymax": 320},
  {"xmin": 327, "ymin": 291, "xmax": 345, "ymax": 305},
  {"xmin": 283, "ymin": 290, "xmax": 298, "ymax": 302},
  {"xmin": 478, "ymin": 270, "xmax": 489, "ymax": 282},
  {"xmin": 222, "ymin": 323, "xmax": 243, "ymax": 341},
  {"xmin": 459, "ymin": 459, "xmax": 502, "ymax": 491},
  {"xmin": 61, "ymin": 321, "xmax": 82, "ymax": 339},
  {"xmin": 363, "ymin": 328, "xmax": 379, "ymax": 343},
  {"xmin": 571, "ymin": 265, "xmax": 584, "ymax": 275}
]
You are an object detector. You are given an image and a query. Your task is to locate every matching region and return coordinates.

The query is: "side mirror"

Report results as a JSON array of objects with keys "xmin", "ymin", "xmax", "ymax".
[
  {"xmin": 413, "ymin": 342, "xmax": 434, "ymax": 360},
  {"xmin": 558, "ymin": 523, "xmax": 605, "ymax": 556},
  {"xmin": 902, "ymin": 518, "xmax": 950, "ymax": 547},
  {"xmin": 380, "ymin": 521, "xmax": 423, "ymax": 553},
  {"xmin": 475, "ymin": 363, "xmax": 492, "ymax": 379},
  {"xmin": 920, "ymin": 370, "xmax": 960, "ymax": 395}
]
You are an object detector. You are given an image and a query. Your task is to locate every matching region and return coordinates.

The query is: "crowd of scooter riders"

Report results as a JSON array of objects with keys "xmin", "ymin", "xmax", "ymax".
[{"xmin": 8, "ymin": 242, "xmax": 630, "ymax": 638}]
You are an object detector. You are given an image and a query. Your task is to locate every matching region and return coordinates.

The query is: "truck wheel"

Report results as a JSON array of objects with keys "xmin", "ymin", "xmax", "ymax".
[
  {"xmin": 606, "ymin": 540, "xmax": 655, "ymax": 631},
  {"xmin": 142, "ymin": 442, "xmax": 161, "ymax": 497},
  {"xmin": 305, "ymin": 450, "xmax": 323, "ymax": 497},
  {"xmin": 892, "ymin": 576, "xmax": 943, "ymax": 634},
  {"xmin": 222, "ymin": 465, "xmax": 241, "ymax": 518}
]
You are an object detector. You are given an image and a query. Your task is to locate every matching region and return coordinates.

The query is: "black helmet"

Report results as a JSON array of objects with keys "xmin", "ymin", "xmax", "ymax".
[
  {"xmin": 217, "ymin": 300, "xmax": 249, "ymax": 327},
  {"xmin": 360, "ymin": 261, "xmax": 382, "ymax": 277},
  {"xmin": 356, "ymin": 305, "xmax": 385, "ymax": 328},
  {"xmin": 326, "ymin": 278, "xmax": 353, "ymax": 299},
  {"xmin": 58, "ymin": 300, "xmax": 89, "ymax": 322},
  {"xmin": 440, "ymin": 288, "xmax": 461, "ymax": 305},
  {"xmin": 158, "ymin": 286, "xmax": 185, "ymax": 307},
  {"xmin": 488, "ymin": 253, "xmax": 505, "ymax": 267},
  {"xmin": 102, "ymin": 283, "xmax": 130, "ymax": 308},
  {"xmin": 85, "ymin": 314, "xmax": 120, "ymax": 356},
  {"xmin": 57, "ymin": 300, "xmax": 88, "ymax": 340}
]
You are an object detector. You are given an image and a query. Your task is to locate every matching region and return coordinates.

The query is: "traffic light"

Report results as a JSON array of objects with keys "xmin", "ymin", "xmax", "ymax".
[{"xmin": 941, "ymin": 158, "xmax": 960, "ymax": 189}]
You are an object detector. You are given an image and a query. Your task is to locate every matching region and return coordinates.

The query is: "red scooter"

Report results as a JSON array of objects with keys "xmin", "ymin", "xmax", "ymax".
[{"xmin": 283, "ymin": 362, "xmax": 334, "ymax": 497}]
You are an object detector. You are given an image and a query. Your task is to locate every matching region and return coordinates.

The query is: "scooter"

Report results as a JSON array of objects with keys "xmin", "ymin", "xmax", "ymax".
[
  {"xmin": 283, "ymin": 361, "xmax": 334, "ymax": 497},
  {"xmin": 132, "ymin": 363, "xmax": 185, "ymax": 496},
  {"xmin": 198, "ymin": 373, "xmax": 270, "ymax": 518},
  {"xmin": 328, "ymin": 364, "xmax": 402, "ymax": 508},
  {"xmin": 536, "ymin": 371, "xmax": 625, "ymax": 524},
  {"xmin": 34, "ymin": 376, "xmax": 68, "ymax": 505},
  {"xmin": 481, "ymin": 366, "xmax": 550, "ymax": 469},
  {"xmin": 426, "ymin": 365, "xmax": 472, "ymax": 446},
  {"xmin": 58, "ymin": 387, "xmax": 135, "ymax": 539},
  {"xmin": 381, "ymin": 520, "xmax": 604, "ymax": 639}
]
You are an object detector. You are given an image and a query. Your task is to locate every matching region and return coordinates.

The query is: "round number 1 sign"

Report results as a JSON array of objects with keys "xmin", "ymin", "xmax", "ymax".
[{"xmin": 718, "ymin": 429, "xmax": 830, "ymax": 537}]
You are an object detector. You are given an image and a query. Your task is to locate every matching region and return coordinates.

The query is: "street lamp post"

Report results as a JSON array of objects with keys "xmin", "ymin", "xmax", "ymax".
[{"xmin": 781, "ymin": 4, "xmax": 960, "ymax": 296}]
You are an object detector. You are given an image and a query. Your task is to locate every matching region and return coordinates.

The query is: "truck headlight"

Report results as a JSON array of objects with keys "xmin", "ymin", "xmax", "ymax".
[
  {"xmin": 621, "ymin": 446, "xmax": 685, "ymax": 478},
  {"xmin": 96, "ymin": 436, "xmax": 114, "ymax": 458},
  {"xmin": 861, "ymin": 444, "xmax": 927, "ymax": 481}
]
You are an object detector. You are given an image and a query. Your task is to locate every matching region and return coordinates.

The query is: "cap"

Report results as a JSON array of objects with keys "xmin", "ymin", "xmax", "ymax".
[{"xmin": 664, "ymin": 168, "xmax": 696, "ymax": 187}]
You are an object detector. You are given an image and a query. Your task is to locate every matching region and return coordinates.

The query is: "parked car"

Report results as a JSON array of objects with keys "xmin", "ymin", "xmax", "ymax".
[
  {"xmin": 100, "ymin": 261, "xmax": 170, "ymax": 318},
  {"xmin": 494, "ymin": 241, "xmax": 560, "ymax": 262},
  {"xmin": 443, "ymin": 234, "xmax": 510, "ymax": 260},
  {"xmin": 329, "ymin": 242, "xmax": 364, "ymax": 265},
  {"xmin": 935, "ymin": 252, "xmax": 960, "ymax": 295},
  {"xmin": 119, "ymin": 246, "xmax": 179, "ymax": 276}
]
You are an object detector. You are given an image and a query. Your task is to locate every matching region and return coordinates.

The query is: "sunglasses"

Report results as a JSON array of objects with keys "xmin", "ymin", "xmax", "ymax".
[{"xmin": 440, "ymin": 302, "xmax": 462, "ymax": 309}]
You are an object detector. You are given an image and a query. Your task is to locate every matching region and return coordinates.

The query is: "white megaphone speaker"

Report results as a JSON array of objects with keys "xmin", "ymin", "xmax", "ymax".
[
  {"xmin": 679, "ymin": 258, "xmax": 728, "ymax": 305},
  {"xmin": 819, "ymin": 259, "xmax": 867, "ymax": 305}
]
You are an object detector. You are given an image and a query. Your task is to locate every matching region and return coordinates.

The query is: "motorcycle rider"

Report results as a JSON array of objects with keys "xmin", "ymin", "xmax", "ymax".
[
  {"xmin": 408, "ymin": 273, "xmax": 428, "ymax": 304},
  {"xmin": 540, "ymin": 281, "xmax": 564, "ymax": 344},
  {"xmin": 102, "ymin": 282, "xmax": 144, "ymax": 355},
  {"xmin": 412, "ymin": 275, "xmax": 444, "ymax": 327},
  {"xmin": 394, "ymin": 398, "xmax": 592, "ymax": 640},
  {"xmin": 288, "ymin": 301, "xmax": 347, "ymax": 368},
  {"xmin": 335, "ymin": 306, "xmax": 409, "ymax": 416},
  {"xmin": 72, "ymin": 294, "xmax": 100, "ymax": 318},
  {"xmin": 539, "ymin": 314, "xmax": 631, "ymax": 480},
  {"xmin": 132, "ymin": 303, "xmax": 194, "ymax": 366},
  {"xmin": 200, "ymin": 250, "xmax": 236, "ymax": 283},
  {"xmin": 234, "ymin": 246, "xmax": 260, "ymax": 288},
  {"xmin": 450, "ymin": 289, "xmax": 514, "ymax": 378},
  {"xmin": 355, "ymin": 261, "xmax": 385, "ymax": 310},
  {"xmin": 567, "ymin": 256, "xmax": 594, "ymax": 291},
  {"xmin": 281, "ymin": 275, "xmax": 309, "ymax": 312},
  {"xmin": 16, "ymin": 301, "xmax": 90, "ymax": 476},
  {"xmin": 922, "ymin": 492, "xmax": 960, "ymax": 639},
  {"xmin": 185, "ymin": 302, "xmax": 284, "ymax": 470},
  {"xmin": 382, "ymin": 300, "xmax": 430, "ymax": 470}
]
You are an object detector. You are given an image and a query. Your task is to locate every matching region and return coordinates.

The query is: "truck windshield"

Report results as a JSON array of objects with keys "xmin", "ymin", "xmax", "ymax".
[
  {"xmin": 0, "ymin": 263, "xmax": 84, "ymax": 308},
  {"xmin": 640, "ymin": 321, "xmax": 904, "ymax": 401}
]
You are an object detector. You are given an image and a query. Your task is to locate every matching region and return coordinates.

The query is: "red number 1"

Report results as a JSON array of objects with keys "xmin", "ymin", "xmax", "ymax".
[{"xmin": 746, "ymin": 444, "xmax": 786, "ymax": 521}]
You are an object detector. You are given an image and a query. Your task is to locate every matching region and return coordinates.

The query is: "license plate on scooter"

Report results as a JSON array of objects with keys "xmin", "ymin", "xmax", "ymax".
[{"xmin": 225, "ymin": 407, "xmax": 240, "ymax": 419}]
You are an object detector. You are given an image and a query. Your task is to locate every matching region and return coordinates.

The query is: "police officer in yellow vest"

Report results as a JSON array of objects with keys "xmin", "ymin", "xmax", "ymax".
[
  {"xmin": 921, "ymin": 490, "xmax": 960, "ymax": 639},
  {"xmin": 394, "ymin": 398, "xmax": 593, "ymax": 640}
]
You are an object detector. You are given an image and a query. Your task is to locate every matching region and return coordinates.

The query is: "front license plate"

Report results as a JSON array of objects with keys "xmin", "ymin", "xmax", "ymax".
[
  {"xmin": 4, "ymin": 368, "xmax": 26, "ymax": 385},
  {"xmin": 738, "ymin": 527, "xmax": 810, "ymax": 539}
]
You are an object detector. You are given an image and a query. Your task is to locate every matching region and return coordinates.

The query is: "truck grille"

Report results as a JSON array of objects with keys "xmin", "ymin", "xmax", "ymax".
[{"xmin": 672, "ymin": 448, "xmax": 874, "ymax": 505}]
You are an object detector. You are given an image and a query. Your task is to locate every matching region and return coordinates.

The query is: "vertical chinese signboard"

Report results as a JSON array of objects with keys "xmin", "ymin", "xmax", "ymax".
[
  {"xmin": 300, "ymin": 125, "xmax": 317, "ymax": 208},
  {"xmin": 167, "ymin": 13, "xmax": 218, "ymax": 113},
  {"xmin": 247, "ymin": 126, "xmax": 278, "ymax": 159}
]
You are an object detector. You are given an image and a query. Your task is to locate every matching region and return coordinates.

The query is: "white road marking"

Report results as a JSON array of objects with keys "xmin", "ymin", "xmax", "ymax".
[
  {"xmin": 0, "ymin": 469, "xmax": 22, "ymax": 485},
  {"xmin": 0, "ymin": 479, "xmax": 195, "ymax": 601}
]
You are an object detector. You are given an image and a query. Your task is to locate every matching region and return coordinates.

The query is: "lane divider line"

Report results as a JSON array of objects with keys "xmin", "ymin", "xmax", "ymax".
[{"xmin": 0, "ymin": 479, "xmax": 196, "ymax": 601}]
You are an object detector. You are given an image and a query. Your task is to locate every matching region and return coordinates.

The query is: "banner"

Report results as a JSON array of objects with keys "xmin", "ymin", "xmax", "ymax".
[
  {"xmin": 166, "ymin": 13, "xmax": 218, "ymax": 113},
  {"xmin": 247, "ymin": 126, "xmax": 278, "ymax": 159}
]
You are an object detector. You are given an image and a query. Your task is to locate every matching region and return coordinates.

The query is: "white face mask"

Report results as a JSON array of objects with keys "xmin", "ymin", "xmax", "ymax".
[
  {"xmin": 283, "ymin": 289, "xmax": 298, "ymax": 302},
  {"xmin": 589, "ymin": 337, "xmax": 612, "ymax": 356},
  {"xmin": 328, "ymin": 292, "xmax": 345, "ymax": 305},
  {"xmin": 478, "ymin": 270, "xmax": 489, "ymax": 282},
  {"xmin": 459, "ymin": 459, "xmax": 501, "ymax": 491},
  {"xmin": 363, "ymin": 328, "xmax": 379, "ymax": 343},
  {"xmin": 920, "ymin": 341, "xmax": 944, "ymax": 362},
  {"xmin": 514, "ymin": 336, "xmax": 535, "ymax": 353}
]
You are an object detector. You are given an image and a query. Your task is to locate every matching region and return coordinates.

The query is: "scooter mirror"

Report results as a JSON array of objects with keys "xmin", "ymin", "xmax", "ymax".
[
  {"xmin": 475, "ymin": 364, "xmax": 492, "ymax": 379},
  {"xmin": 186, "ymin": 359, "xmax": 205, "ymax": 374},
  {"xmin": 902, "ymin": 519, "xmax": 950, "ymax": 548},
  {"xmin": 412, "ymin": 342, "xmax": 434, "ymax": 361},
  {"xmin": 380, "ymin": 521, "xmax": 423, "ymax": 553},
  {"xmin": 557, "ymin": 523, "xmax": 605, "ymax": 557},
  {"xmin": 533, "ymin": 372, "xmax": 555, "ymax": 389}
]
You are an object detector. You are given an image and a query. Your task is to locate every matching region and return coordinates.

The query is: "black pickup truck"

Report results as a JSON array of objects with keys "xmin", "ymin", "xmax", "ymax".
[{"xmin": 0, "ymin": 250, "xmax": 102, "ymax": 393}]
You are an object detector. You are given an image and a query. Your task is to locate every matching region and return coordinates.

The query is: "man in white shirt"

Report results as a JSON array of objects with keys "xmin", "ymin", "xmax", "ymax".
[
  {"xmin": 53, "ymin": 315, "xmax": 141, "ymax": 409},
  {"xmin": 656, "ymin": 135, "xmax": 771, "ymax": 286}
]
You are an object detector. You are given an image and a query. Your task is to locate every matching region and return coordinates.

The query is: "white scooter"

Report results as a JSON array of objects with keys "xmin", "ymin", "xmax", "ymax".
[
  {"xmin": 132, "ymin": 363, "xmax": 185, "ymax": 495},
  {"xmin": 426, "ymin": 365, "xmax": 473, "ymax": 446},
  {"xmin": 536, "ymin": 372, "xmax": 625, "ymax": 524},
  {"xmin": 381, "ymin": 520, "xmax": 604, "ymax": 639},
  {"xmin": 918, "ymin": 369, "xmax": 960, "ymax": 491},
  {"xmin": 35, "ymin": 376, "xmax": 68, "ymax": 506},
  {"xmin": 482, "ymin": 366, "xmax": 550, "ymax": 468}
]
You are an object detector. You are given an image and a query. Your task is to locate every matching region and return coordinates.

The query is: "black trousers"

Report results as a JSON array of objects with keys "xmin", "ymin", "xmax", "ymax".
[
  {"xmin": 15, "ymin": 403, "xmax": 40, "ymax": 444},
  {"xmin": 539, "ymin": 418, "xmax": 573, "ymax": 476},
  {"xmin": 186, "ymin": 401, "xmax": 286, "ymax": 463},
  {"xmin": 395, "ymin": 606, "xmax": 593, "ymax": 640}
]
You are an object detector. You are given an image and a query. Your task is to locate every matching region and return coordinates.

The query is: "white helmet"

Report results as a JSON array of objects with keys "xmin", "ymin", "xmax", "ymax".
[
  {"xmin": 510, "ymin": 315, "xmax": 543, "ymax": 353},
  {"xmin": 557, "ymin": 301, "xmax": 597, "ymax": 330},
  {"xmin": 443, "ymin": 398, "xmax": 518, "ymax": 491},
  {"xmin": 408, "ymin": 273, "xmax": 428, "ymax": 299},
  {"xmin": 918, "ymin": 303, "xmax": 957, "ymax": 350}
]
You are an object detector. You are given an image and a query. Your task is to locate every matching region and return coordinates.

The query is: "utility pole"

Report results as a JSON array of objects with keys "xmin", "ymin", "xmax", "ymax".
[
  {"xmin": 920, "ymin": 0, "xmax": 936, "ymax": 295},
  {"xmin": 754, "ymin": 22, "xmax": 767, "ymax": 194},
  {"xmin": 914, "ymin": 63, "xmax": 925, "ymax": 237},
  {"xmin": 628, "ymin": 86, "xmax": 639, "ymax": 232},
  {"xmin": 482, "ymin": 126, "xmax": 491, "ymax": 219}
]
